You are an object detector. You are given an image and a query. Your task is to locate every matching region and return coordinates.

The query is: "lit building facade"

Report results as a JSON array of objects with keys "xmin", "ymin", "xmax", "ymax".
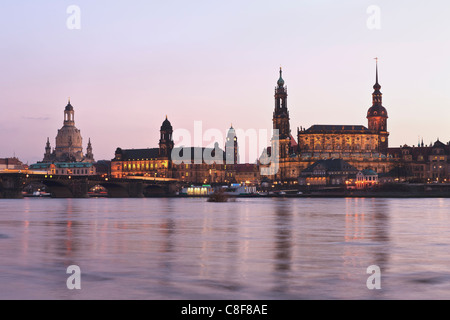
[
  {"xmin": 262, "ymin": 63, "xmax": 394, "ymax": 184},
  {"xmin": 388, "ymin": 140, "xmax": 450, "ymax": 182},
  {"xmin": 111, "ymin": 119, "xmax": 241, "ymax": 184},
  {"xmin": 29, "ymin": 162, "xmax": 96, "ymax": 176},
  {"xmin": 111, "ymin": 117, "xmax": 173, "ymax": 179}
]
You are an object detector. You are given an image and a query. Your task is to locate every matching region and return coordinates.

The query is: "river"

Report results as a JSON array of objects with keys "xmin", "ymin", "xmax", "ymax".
[{"xmin": 1, "ymin": 197, "xmax": 450, "ymax": 299}]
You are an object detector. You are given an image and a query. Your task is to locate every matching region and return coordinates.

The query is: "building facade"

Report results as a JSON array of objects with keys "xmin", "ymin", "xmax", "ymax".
[
  {"xmin": 388, "ymin": 140, "xmax": 450, "ymax": 182},
  {"xmin": 298, "ymin": 159, "xmax": 359, "ymax": 186},
  {"xmin": 109, "ymin": 62, "xmax": 449, "ymax": 186},
  {"xmin": 261, "ymin": 62, "xmax": 396, "ymax": 184},
  {"xmin": 111, "ymin": 118, "xmax": 242, "ymax": 184},
  {"xmin": 29, "ymin": 162, "xmax": 96, "ymax": 176},
  {"xmin": 0, "ymin": 157, "xmax": 26, "ymax": 171}
]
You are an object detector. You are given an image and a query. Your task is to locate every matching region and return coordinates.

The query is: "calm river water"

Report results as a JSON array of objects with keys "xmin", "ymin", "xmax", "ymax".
[{"xmin": 1, "ymin": 197, "xmax": 450, "ymax": 300}]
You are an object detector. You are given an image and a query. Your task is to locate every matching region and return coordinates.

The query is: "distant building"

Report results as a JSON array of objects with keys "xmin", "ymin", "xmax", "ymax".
[
  {"xmin": 356, "ymin": 169, "xmax": 379, "ymax": 189},
  {"xmin": 234, "ymin": 163, "xmax": 260, "ymax": 185},
  {"xmin": 298, "ymin": 159, "xmax": 359, "ymax": 186},
  {"xmin": 0, "ymin": 157, "xmax": 26, "ymax": 170},
  {"xmin": 42, "ymin": 99, "xmax": 94, "ymax": 163},
  {"xmin": 29, "ymin": 162, "xmax": 96, "ymax": 176},
  {"xmin": 261, "ymin": 63, "xmax": 392, "ymax": 185},
  {"xmin": 111, "ymin": 118, "xmax": 245, "ymax": 184},
  {"xmin": 388, "ymin": 140, "xmax": 450, "ymax": 182},
  {"xmin": 94, "ymin": 160, "xmax": 111, "ymax": 176}
]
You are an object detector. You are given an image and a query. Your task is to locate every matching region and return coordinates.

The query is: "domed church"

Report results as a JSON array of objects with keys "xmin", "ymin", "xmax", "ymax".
[{"xmin": 42, "ymin": 99, "xmax": 94, "ymax": 163}]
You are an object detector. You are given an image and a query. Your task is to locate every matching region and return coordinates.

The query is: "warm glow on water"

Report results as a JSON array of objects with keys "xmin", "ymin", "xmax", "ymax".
[{"xmin": 1, "ymin": 197, "xmax": 450, "ymax": 299}]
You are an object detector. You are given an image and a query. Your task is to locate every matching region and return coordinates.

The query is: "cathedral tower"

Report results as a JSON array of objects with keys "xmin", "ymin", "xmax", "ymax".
[
  {"xmin": 367, "ymin": 59, "xmax": 389, "ymax": 154},
  {"xmin": 272, "ymin": 68, "xmax": 291, "ymax": 159}
]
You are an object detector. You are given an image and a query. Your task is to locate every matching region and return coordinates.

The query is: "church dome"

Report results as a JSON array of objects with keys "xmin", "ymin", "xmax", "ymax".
[
  {"xmin": 56, "ymin": 126, "xmax": 83, "ymax": 148},
  {"xmin": 277, "ymin": 68, "xmax": 285, "ymax": 87},
  {"xmin": 367, "ymin": 105, "xmax": 388, "ymax": 118},
  {"xmin": 65, "ymin": 100, "xmax": 74, "ymax": 111},
  {"xmin": 55, "ymin": 126, "xmax": 84, "ymax": 161},
  {"xmin": 161, "ymin": 116, "xmax": 172, "ymax": 130}
]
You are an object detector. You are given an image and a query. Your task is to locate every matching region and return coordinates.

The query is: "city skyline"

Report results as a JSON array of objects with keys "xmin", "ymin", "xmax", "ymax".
[{"xmin": 2, "ymin": 1, "xmax": 450, "ymax": 164}]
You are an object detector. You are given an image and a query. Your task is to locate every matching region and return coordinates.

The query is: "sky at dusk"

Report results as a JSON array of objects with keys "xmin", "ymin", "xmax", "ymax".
[{"xmin": 1, "ymin": 0, "xmax": 450, "ymax": 164}]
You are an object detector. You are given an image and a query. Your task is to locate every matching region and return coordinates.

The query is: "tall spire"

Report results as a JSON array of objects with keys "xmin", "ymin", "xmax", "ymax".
[
  {"xmin": 372, "ymin": 58, "xmax": 382, "ymax": 105},
  {"xmin": 373, "ymin": 57, "xmax": 381, "ymax": 91},
  {"xmin": 375, "ymin": 58, "xmax": 378, "ymax": 84}
]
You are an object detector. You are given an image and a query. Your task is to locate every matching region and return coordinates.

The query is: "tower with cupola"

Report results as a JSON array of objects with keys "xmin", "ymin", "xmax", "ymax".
[{"xmin": 367, "ymin": 59, "xmax": 389, "ymax": 154}]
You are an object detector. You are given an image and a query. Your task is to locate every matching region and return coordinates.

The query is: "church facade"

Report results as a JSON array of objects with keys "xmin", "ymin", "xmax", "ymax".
[
  {"xmin": 261, "ymin": 64, "xmax": 394, "ymax": 184},
  {"xmin": 262, "ymin": 64, "xmax": 449, "ymax": 184}
]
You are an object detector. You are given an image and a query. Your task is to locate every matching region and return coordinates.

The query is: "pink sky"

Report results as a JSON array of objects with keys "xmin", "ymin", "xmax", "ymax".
[{"xmin": 1, "ymin": 1, "xmax": 450, "ymax": 164}]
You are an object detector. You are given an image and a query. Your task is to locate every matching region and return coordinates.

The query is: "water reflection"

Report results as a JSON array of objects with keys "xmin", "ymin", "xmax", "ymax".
[
  {"xmin": 272, "ymin": 199, "xmax": 293, "ymax": 294},
  {"xmin": 341, "ymin": 198, "xmax": 391, "ymax": 287},
  {"xmin": 2, "ymin": 197, "xmax": 450, "ymax": 299}
]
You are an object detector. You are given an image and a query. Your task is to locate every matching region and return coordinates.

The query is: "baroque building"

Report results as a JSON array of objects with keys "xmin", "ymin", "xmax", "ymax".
[
  {"xmin": 43, "ymin": 99, "xmax": 94, "ymax": 163},
  {"xmin": 388, "ymin": 140, "xmax": 450, "ymax": 182},
  {"xmin": 109, "ymin": 62, "xmax": 449, "ymax": 186},
  {"xmin": 111, "ymin": 118, "xmax": 242, "ymax": 184},
  {"xmin": 261, "ymin": 62, "xmax": 393, "ymax": 184},
  {"xmin": 261, "ymin": 62, "xmax": 450, "ymax": 185},
  {"xmin": 111, "ymin": 117, "xmax": 174, "ymax": 179},
  {"xmin": 30, "ymin": 99, "xmax": 96, "ymax": 176}
]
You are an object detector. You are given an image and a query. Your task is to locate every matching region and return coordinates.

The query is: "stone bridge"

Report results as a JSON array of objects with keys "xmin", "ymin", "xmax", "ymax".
[{"xmin": 0, "ymin": 172, "xmax": 182, "ymax": 198}]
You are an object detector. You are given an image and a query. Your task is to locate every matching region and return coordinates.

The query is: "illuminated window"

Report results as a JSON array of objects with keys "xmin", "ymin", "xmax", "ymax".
[{"xmin": 186, "ymin": 172, "xmax": 189, "ymax": 176}]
